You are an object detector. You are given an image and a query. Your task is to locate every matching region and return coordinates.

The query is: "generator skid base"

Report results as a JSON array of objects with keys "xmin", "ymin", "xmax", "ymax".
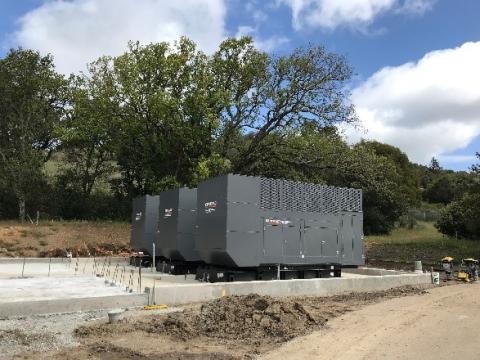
[
  {"xmin": 196, "ymin": 264, "xmax": 341, "ymax": 283},
  {"xmin": 129, "ymin": 255, "xmax": 159, "ymax": 268},
  {"xmin": 156, "ymin": 260, "xmax": 202, "ymax": 275}
]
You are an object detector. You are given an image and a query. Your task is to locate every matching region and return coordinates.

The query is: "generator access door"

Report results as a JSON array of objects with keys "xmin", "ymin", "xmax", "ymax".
[
  {"xmin": 339, "ymin": 214, "xmax": 354, "ymax": 264},
  {"xmin": 283, "ymin": 219, "xmax": 303, "ymax": 263},
  {"xmin": 352, "ymin": 213, "xmax": 363, "ymax": 264},
  {"xmin": 262, "ymin": 218, "xmax": 284, "ymax": 260},
  {"xmin": 302, "ymin": 220, "xmax": 322, "ymax": 259},
  {"xmin": 309, "ymin": 216, "xmax": 340, "ymax": 263}
]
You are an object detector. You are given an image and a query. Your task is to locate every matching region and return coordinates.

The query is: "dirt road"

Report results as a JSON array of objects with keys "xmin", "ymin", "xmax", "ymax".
[{"xmin": 261, "ymin": 283, "xmax": 480, "ymax": 360}]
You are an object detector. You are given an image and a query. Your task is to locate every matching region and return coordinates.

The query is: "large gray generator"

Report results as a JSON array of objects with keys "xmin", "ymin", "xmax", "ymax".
[
  {"xmin": 195, "ymin": 174, "xmax": 363, "ymax": 273},
  {"xmin": 156, "ymin": 187, "xmax": 200, "ymax": 262},
  {"xmin": 130, "ymin": 195, "xmax": 160, "ymax": 256}
]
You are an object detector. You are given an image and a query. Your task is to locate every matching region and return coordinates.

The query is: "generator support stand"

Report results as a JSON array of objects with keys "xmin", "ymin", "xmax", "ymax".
[{"xmin": 152, "ymin": 243, "xmax": 156, "ymax": 273}]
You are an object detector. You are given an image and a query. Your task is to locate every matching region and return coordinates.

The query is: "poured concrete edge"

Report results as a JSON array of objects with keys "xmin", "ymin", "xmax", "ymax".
[
  {"xmin": 0, "ymin": 293, "xmax": 148, "ymax": 318},
  {"xmin": 153, "ymin": 273, "xmax": 432, "ymax": 305},
  {"xmin": 343, "ymin": 267, "xmax": 409, "ymax": 276},
  {"xmin": 0, "ymin": 257, "xmax": 129, "ymax": 264}
]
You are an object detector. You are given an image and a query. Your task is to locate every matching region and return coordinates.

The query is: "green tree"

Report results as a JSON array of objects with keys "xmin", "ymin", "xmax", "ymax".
[
  {"xmin": 0, "ymin": 49, "xmax": 67, "ymax": 221},
  {"xmin": 436, "ymin": 153, "xmax": 480, "ymax": 239},
  {"xmin": 331, "ymin": 144, "xmax": 408, "ymax": 234},
  {"xmin": 56, "ymin": 75, "xmax": 117, "ymax": 196},
  {"xmin": 360, "ymin": 141, "xmax": 421, "ymax": 206},
  {"xmin": 236, "ymin": 124, "xmax": 409, "ymax": 234},
  {"xmin": 85, "ymin": 39, "xmax": 222, "ymax": 194},
  {"xmin": 429, "ymin": 157, "xmax": 442, "ymax": 172},
  {"xmin": 423, "ymin": 175, "xmax": 454, "ymax": 204},
  {"xmin": 436, "ymin": 192, "xmax": 480, "ymax": 239},
  {"xmin": 212, "ymin": 37, "xmax": 356, "ymax": 173}
]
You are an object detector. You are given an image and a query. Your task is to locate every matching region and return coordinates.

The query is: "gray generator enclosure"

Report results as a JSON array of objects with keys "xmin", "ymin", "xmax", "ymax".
[
  {"xmin": 196, "ymin": 174, "xmax": 363, "ymax": 268},
  {"xmin": 130, "ymin": 195, "xmax": 160, "ymax": 255},
  {"xmin": 157, "ymin": 188, "xmax": 200, "ymax": 262}
]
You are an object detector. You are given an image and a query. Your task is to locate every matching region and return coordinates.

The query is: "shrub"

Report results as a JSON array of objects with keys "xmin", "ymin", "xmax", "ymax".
[{"xmin": 436, "ymin": 192, "xmax": 480, "ymax": 239}]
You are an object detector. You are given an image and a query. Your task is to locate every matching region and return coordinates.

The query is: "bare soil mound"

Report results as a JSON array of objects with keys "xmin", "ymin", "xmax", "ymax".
[{"xmin": 76, "ymin": 286, "xmax": 428, "ymax": 347}]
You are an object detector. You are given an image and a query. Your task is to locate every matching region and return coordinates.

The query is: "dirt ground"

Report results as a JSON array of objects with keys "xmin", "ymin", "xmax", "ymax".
[
  {"xmin": 5, "ymin": 286, "xmax": 428, "ymax": 360},
  {"xmin": 261, "ymin": 282, "xmax": 480, "ymax": 360},
  {"xmin": 0, "ymin": 221, "xmax": 130, "ymax": 257}
]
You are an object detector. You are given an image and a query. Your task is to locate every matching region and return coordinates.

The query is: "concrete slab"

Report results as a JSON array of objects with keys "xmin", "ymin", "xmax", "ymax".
[
  {"xmin": 0, "ymin": 294, "xmax": 148, "ymax": 318},
  {"xmin": 0, "ymin": 258, "xmax": 432, "ymax": 317},
  {"xmin": 0, "ymin": 276, "xmax": 134, "ymax": 303}
]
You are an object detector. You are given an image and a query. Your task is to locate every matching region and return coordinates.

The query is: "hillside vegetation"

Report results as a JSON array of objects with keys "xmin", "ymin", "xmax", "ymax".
[
  {"xmin": 365, "ymin": 222, "xmax": 480, "ymax": 269},
  {"xmin": 0, "ymin": 221, "xmax": 130, "ymax": 257},
  {"xmin": 0, "ymin": 37, "xmax": 478, "ymax": 241}
]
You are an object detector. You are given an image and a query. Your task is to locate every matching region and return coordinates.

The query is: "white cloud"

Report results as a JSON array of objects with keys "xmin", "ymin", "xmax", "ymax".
[
  {"xmin": 236, "ymin": 25, "xmax": 289, "ymax": 52},
  {"xmin": 13, "ymin": 0, "xmax": 227, "ymax": 74},
  {"xmin": 346, "ymin": 41, "xmax": 480, "ymax": 164},
  {"xmin": 279, "ymin": 0, "xmax": 435, "ymax": 30},
  {"xmin": 396, "ymin": 0, "xmax": 437, "ymax": 15}
]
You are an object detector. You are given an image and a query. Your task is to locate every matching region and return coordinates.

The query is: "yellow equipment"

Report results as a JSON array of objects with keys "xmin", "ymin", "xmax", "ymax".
[
  {"xmin": 457, "ymin": 258, "xmax": 479, "ymax": 282},
  {"xmin": 143, "ymin": 304, "xmax": 168, "ymax": 310},
  {"xmin": 457, "ymin": 270, "xmax": 470, "ymax": 282}
]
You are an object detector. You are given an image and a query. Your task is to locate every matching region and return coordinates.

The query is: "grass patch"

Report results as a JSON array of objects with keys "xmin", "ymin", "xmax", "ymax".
[
  {"xmin": 367, "ymin": 222, "xmax": 444, "ymax": 246},
  {"xmin": 366, "ymin": 222, "xmax": 480, "ymax": 266},
  {"xmin": 38, "ymin": 240, "xmax": 48, "ymax": 246},
  {"xmin": 17, "ymin": 229, "xmax": 46, "ymax": 239}
]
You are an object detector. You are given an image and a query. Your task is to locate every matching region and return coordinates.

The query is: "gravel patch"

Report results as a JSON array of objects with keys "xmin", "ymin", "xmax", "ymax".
[{"xmin": 0, "ymin": 310, "xmax": 107, "ymax": 358}]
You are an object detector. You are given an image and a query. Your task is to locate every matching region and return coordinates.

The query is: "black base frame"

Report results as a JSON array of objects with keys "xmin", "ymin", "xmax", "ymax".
[
  {"xmin": 195, "ymin": 263, "xmax": 342, "ymax": 283},
  {"xmin": 156, "ymin": 260, "xmax": 204, "ymax": 275}
]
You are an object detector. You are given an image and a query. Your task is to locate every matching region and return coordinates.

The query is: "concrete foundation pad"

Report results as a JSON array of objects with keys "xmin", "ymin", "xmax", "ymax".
[
  {"xmin": 0, "ymin": 294, "xmax": 148, "ymax": 318},
  {"xmin": 0, "ymin": 276, "xmax": 134, "ymax": 303},
  {"xmin": 0, "ymin": 258, "xmax": 432, "ymax": 317},
  {"xmin": 153, "ymin": 272, "xmax": 432, "ymax": 305},
  {"xmin": 0, "ymin": 275, "xmax": 148, "ymax": 317}
]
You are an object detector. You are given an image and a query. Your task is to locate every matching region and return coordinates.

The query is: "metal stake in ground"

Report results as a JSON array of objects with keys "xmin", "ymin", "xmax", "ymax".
[
  {"xmin": 138, "ymin": 265, "xmax": 142, "ymax": 293},
  {"xmin": 101, "ymin": 257, "xmax": 107, "ymax": 277},
  {"xmin": 92, "ymin": 256, "xmax": 96, "ymax": 276},
  {"xmin": 152, "ymin": 243, "xmax": 156, "ymax": 273},
  {"xmin": 82, "ymin": 258, "xmax": 88, "ymax": 274},
  {"xmin": 112, "ymin": 263, "xmax": 119, "ymax": 283},
  {"xmin": 21, "ymin": 257, "xmax": 26, "ymax": 278},
  {"xmin": 48, "ymin": 257, "xmax": 51, "ymax": 277},
  {"xmin": 74, "ymin": 256, "xmax": 79, "ymax": 276},
  {"xmin": 127, "ymin": 269, "xmax": 134, "ymax": 292},
  {"xmin": 120, "ymin": 265, "xmax": 126, "ymax": 288}
]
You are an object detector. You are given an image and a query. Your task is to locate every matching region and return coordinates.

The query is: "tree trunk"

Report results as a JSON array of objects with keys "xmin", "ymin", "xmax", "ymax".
[{"xmin": 18, "ymin": 195, "xmax": 26, "ymax": 223}]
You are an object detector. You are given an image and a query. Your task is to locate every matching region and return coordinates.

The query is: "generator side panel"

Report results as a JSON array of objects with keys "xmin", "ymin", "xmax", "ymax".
[
  {"xmin": 131, "ymin": 195, "xmax": 160, "ymax": 255},
  {"xmin": 131, "ymin": 196, "xmax": 146, "ymax": 252},
  {"xmin": 144, "ymin": 195, "xmax": 160, "ymax": 256},
  {"xmin": 177, "ymin": 188, "xmax": 201, "ymax": 262},
  {"xmin": 256, "ymin": 179, "xmax": 363, "ymax": 267},
  {"xmin": 195, "ymin": 175, "xmax": 229, "ymax": 265},
  {"xmin": 157, "ymin": 189, "xmax": 180, "ymax": 260},
  {"xmin": 225, "ymin": 175, "xmax": 262, "ymax": 268},
  {"xmin": 352, "ymin": 211, "xmax": 364, "ymax": 266}
]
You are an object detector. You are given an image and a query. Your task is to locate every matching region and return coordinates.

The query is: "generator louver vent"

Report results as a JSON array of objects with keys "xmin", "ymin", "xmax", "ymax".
[{"xmin": 260, "ymin": 178, "xmax": 361, "ymax": 213}]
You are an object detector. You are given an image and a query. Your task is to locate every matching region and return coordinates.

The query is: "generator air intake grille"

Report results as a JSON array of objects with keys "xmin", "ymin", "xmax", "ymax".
[{"xmin": 260, "ymin": 178, "xmax": 361, "ymax": 213}]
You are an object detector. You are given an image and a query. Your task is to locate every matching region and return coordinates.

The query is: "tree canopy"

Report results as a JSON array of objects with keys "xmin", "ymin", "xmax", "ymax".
[
  {"xmin": 0, "ymin": 49, "xmax": 67, "ymax": 221},
  {"xmin": 0, "ymin": 38, "xmax": 477, "ymax": 236}
]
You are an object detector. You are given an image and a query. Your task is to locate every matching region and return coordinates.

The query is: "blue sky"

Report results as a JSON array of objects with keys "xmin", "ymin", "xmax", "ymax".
[{"xmin": 1, "ymin": 0, "xmax": 479, "ymax": 170}]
